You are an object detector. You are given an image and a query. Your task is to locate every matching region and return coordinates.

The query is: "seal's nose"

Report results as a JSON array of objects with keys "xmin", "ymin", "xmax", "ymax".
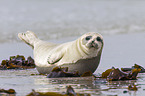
[{"xmin": 92, "ymin": 40, "xmax": 94, "ymax": 43}]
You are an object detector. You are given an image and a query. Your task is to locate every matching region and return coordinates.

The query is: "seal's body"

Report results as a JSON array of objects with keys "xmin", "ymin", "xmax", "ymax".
[{"xmin": 18, "ymin": 31, "xmax": 104, "ymax": 74}]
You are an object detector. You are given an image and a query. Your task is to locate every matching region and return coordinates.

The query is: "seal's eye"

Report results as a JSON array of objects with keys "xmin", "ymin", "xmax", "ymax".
[
  {"xmin": 96, "ymin": 37, "xmax": 101, "ymax": 42},
  {"xmin": 85, "ymin": 36, "xmax": 92, "ymax": 40}
]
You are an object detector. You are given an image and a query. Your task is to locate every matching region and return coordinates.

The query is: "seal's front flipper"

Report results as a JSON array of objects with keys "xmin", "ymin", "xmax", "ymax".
[{"xmin": 47, "ymin": 51, "xmax": 64, "ymax": 64}]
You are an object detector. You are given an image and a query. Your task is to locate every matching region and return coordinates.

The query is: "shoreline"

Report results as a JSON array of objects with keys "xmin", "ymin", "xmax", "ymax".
[
  {"xmin": 0, "ymin": 32, "xmax": 145, "ymax": 73},
  {"xmin": 0, "ymin": 32, "xmax": 145, "ymax": 96}
]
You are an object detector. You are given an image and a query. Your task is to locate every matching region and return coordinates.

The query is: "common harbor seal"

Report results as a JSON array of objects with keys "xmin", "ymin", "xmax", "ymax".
[{"xmin": 18, "ymin": 31, "xmax": 104, "ymax": 74}]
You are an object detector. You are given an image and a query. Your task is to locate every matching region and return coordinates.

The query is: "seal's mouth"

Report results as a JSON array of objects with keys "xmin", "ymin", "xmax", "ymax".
[{"xmin": 90, "ymin": 43, "xmax": 98, "ymax": 49}]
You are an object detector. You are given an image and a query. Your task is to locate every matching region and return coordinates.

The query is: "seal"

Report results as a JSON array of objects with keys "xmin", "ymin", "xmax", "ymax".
[{"xmin": 18, "ymin": 31, "xmax": 104, "ymax": 74}]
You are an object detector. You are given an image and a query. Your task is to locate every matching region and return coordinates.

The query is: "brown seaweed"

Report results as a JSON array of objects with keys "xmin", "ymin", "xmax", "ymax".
[
  {"xmin": 81, "ymin": 71, "xmax": 93, "ymax": 77},
  {"xmin": 121, "ymin": 64, "xmax": 145, "ymax": 73},
  {"xmin": 101, "ymin": 67, "xmax": 140, "ymax": 81},
  {"xmin": 0, "ymin": 88, "xmax": 16, "ymax": 95},
  {"xmin": 47, "ymin": 67, "xmax": 94, "ymax": 78},
  {"xmin": 47, "ymin": 67, "xmax": 80, "ymax": 78},
  {"xmin": 102, "ymin": 67, "xmax": 115, "ymax": 78},
  {"xmin": 26, "ymin": 89, "xmax": 65, "ymax": 96},
  {"xmin": 128, "ymin": 84, "xmax": 138, "ymax": 91},
  {"xmin": 0, "ymin": 55, "xmax": 35, "ymax": 70},
  {"xmin": 66, "ymin": 86, "xmax": 76, "ymax": 96},
  {"xmin": 27, "ymin": 85, "xmax": 90, "ymax": 96}
]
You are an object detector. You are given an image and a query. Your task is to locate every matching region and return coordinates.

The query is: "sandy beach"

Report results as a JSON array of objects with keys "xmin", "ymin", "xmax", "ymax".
[{"xmin": 0, "ymin": 32, "xmax": 145, "ymax": 96}]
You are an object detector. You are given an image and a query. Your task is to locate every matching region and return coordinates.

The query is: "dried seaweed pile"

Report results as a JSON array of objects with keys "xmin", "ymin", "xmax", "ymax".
[{"xmin": 0, "ymin": 55, "xmax": 35, "ymax": 70}]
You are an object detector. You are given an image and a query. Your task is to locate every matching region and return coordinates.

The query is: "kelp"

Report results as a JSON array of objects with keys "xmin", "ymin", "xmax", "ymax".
[
  {"xmin": 128, "ymin": 84, "xmax": 138, "ymax": 91},
  {"xmin": 0, "ymin": 88, "xmax": 16, "ymax": 95},
  {"xmin": 121, "ymin": 64, "xmax": 145, "ymax": 73},
  {"xmin": 47, "ymin": 67, "xmax": 93, "ymax": 78},
  {"xmin": 47, "ymin": 65, "xmax": 141, "ymax": 80},
  {"xmin": 27, "ymin": 85, "xmax": 90, "ymax": 96},
  {"xmin": 0, "ymin": 55, "xmax": 35, "ymax": 70},
  {"xmin": 101, "ymin": 67, "xmax": 141, "ymax": 81},
  {"xmin": 102, "ymin": 67, "xmax": 115, "ymax": 78},
  {"xmin": 47, "ymin": 67, "xmax": 80, "ymax": 78}
]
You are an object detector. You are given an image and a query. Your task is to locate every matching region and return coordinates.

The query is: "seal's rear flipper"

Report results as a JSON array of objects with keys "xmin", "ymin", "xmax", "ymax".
[{"xmin": 18, "ymin": 31, "xmax": 38, "ymax": 49}]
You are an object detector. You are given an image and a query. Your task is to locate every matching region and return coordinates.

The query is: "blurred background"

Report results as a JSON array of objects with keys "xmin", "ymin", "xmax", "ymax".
[{"xmin": 0, "ymin": 0, "xmax": 145, "ymax": 43}]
